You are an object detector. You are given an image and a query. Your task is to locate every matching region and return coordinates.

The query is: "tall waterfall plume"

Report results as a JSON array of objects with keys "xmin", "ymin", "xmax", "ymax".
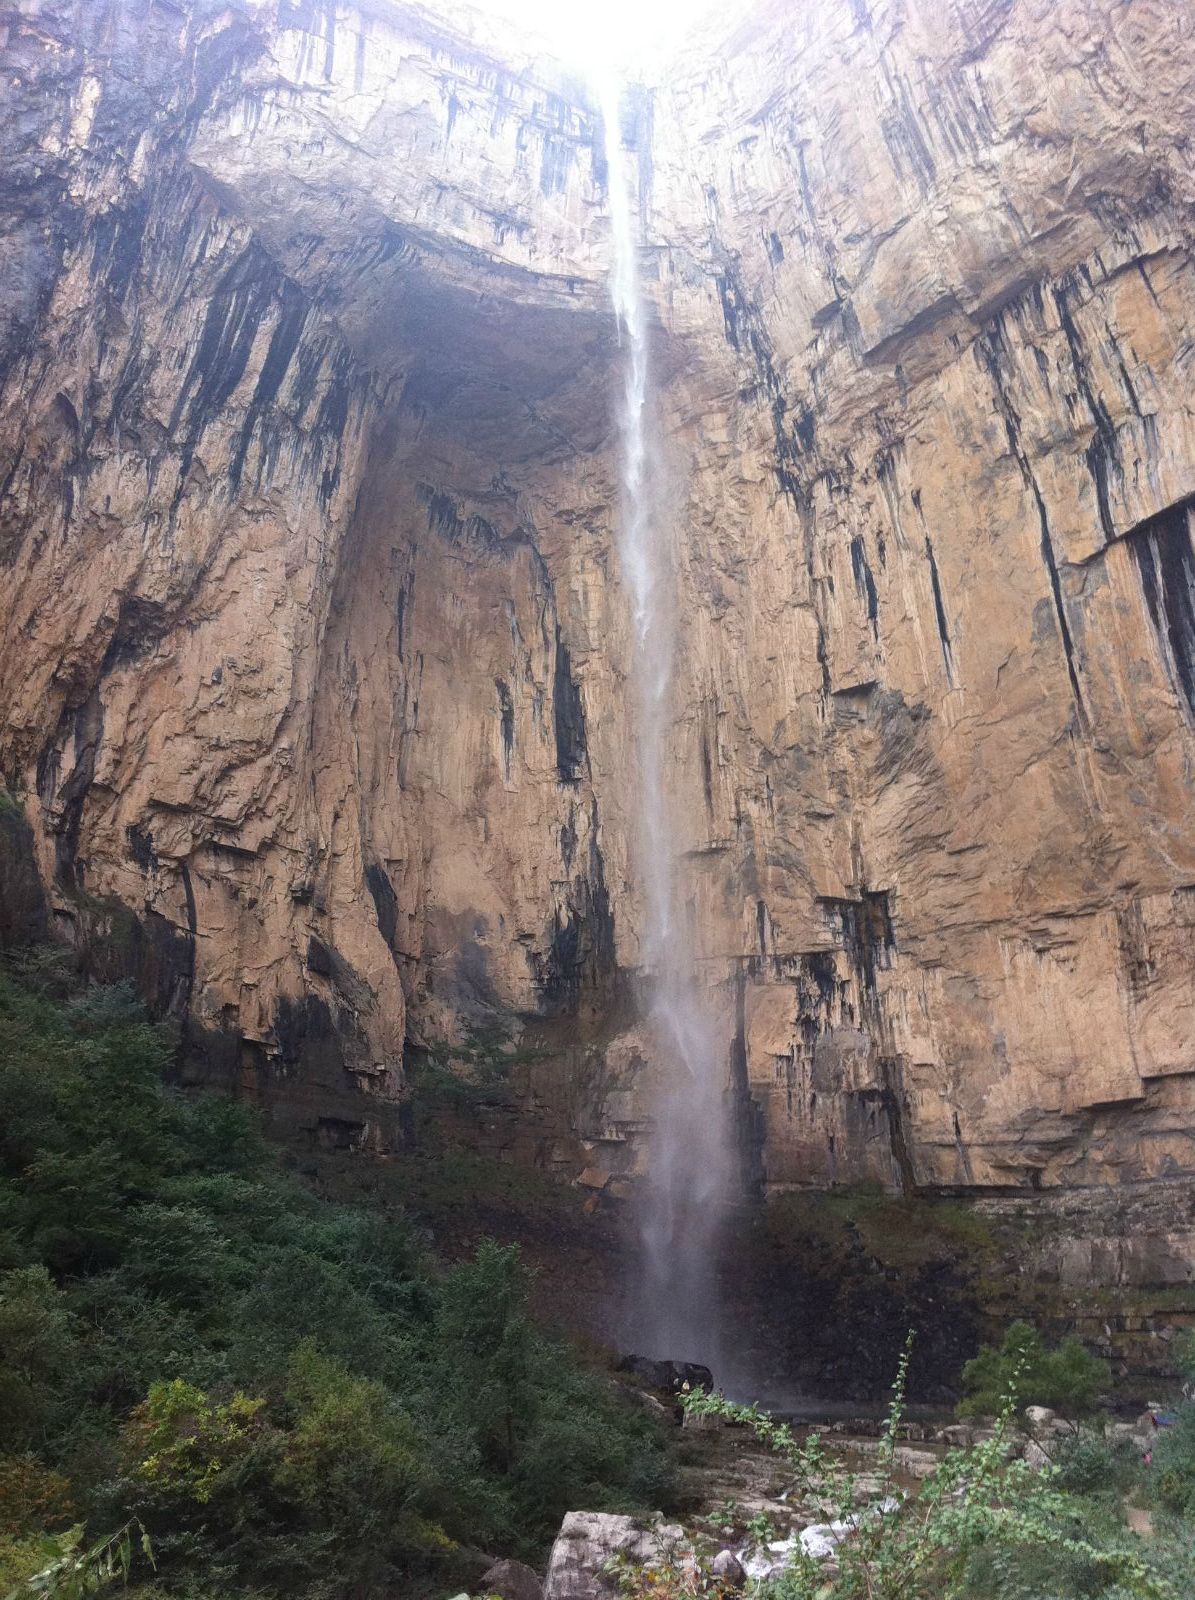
[{"xmin": 600, "ymin": 80, "xmax": 732, "ymax": 1370}]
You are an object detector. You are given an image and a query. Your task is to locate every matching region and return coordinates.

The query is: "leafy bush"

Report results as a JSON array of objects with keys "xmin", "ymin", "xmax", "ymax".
[
  {"xmin": 0, "ymin": 1456, "xmax": 74, "ymax": 1536},
  {"xmin": 958, "ymin": 1320, "xmax": 1109, "ymax": 1419},
  {"xmin": 0, "ymin": 957, "xmax": 672, "ymax": 1598},
  {"xmin": 1051, "ymin": 1428, "xmax": 1141, "ymax": 1497},
  {"xmin": 1150, "ymin": 1404, "xmax": 1195, "ymax": 1517},
  {"xmin": 1173, "ymin": 1329, "xmax": 1195, "ymax": 1387},
  {"xmin": 956, "ymin": 1498, "xmax": 1177, "ymax": 1600},
  {"xmin": 0, "ymin": 1267, "xmax": 76, "ymax": 1450},
  {"xmin": 125, "ymin": 1380, "xmax": 267, "ymax": 1507}
]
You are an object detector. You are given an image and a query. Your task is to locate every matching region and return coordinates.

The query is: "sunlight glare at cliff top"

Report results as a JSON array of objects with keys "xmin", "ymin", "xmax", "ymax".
[{"xmin": 474, "ymin": 0, "xmax": 738, "ymax": 72}]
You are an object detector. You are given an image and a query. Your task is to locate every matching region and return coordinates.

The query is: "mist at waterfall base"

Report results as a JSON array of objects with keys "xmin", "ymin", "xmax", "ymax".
[{"xmin": 600, "ymin": 80, "xmax": 735, "ymax": 1376}]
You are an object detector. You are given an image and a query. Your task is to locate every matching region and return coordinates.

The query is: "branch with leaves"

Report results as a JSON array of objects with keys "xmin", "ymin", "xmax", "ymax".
[{"xmin": 5, "ymin": 1520, "xmax": 153, "ymax": 1600}]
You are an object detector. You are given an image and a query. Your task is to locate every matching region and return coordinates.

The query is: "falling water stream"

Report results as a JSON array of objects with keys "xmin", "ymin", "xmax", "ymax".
[{"xmin": 600, "ymin": 81, "xmax": 731, "ymax": 1370}]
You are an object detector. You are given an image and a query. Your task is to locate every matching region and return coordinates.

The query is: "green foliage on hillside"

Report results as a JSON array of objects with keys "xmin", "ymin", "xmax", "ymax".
[{"xmin": 0, "ymin": 951, "xmax": 671, "ymax": 1598}]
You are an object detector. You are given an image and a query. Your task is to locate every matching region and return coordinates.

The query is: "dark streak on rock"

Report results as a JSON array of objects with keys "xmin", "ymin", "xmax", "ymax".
[
  {"xmin": 821, "ymin": 888, "xmax": 896, "ymax": 994},
  {"xmin": 396, "ymin": 569, "xmax": 414, "ymax": 662},
  {"xmin": 978, "ymin": 327, "xmax": 1086, "ymax": 721},
  {"xmin": 495, "ymin": 677, "xmax": 514, "ymax": 779},
  {"xmin": 715, "ymin": 257, "xmax": 830, "ymax": 690},
  {"xmin": 1053, "ymin": 277, "xmax": 1121, "ymax": 544},
  {"xmin": 532, "ymin": 800, "xmax": 616, "ymax": 1014},
  {"xmin": 700, "ymin": 728, "xmax": 714, "ymax": 813},
  {"xmin": 553, "ymin": 627, "xmax": 587, "ymax": 783},
  {"xmin": 229, "ymin": 289, "xmax": 307, "ymax": 488},
  {"xmin": 850, "ymin": 535, "xmax": 879, "ymax": 635},
  {"xmin": 924, "ymin": 536, "xmax": 955, "ymax": 683},
  {"xmin": 879, "ymin": 1054, "xmax": 917, "ymax": 1194},
  {"xmin": 419, "ymin": 484, "xmax": 513, "ymax": 558},
  {"xmin": 730, "ymin": 963, "xmax": 766, "ymax": 1199},
  {"xmin": 127, "ymin": 823, "xmax": 156, "ymax": 871},
  {"xmin": 1128, "ymin": 498, "xmax": 1195, "ymax": 719},
  {"xmin": 365, "ymin": 861, "xmax": 399, "ymax": 950}
]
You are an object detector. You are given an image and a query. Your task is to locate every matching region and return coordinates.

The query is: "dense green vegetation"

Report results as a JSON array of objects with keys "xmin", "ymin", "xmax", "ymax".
[
  {"xmin": 0, "ymin": 949, "xmax": 671, "ymax": 1599},
  {"xmin": 5, "ymin": 941, "xmax": 1195, "ymax": 1600}
]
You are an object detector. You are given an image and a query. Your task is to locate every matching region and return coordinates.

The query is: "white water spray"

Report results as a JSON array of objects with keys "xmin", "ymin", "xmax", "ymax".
[{"xmin": 600, "ymin": 80, "xmax": 732, "ymax": 1368}]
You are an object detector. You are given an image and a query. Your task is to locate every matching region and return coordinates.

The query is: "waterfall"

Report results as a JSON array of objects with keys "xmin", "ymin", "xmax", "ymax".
[{"xmin": 600, "ymin": 80, "xmax": 730, "ymax": 1370}]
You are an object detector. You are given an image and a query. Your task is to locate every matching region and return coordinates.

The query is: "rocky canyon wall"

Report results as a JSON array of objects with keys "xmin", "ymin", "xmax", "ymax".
[
  {"xmin": 2, "ymin": 0, "xmax": 1194, "ymax": 1241},
  {"xmin": 645, "ymin": 0, "xmax": 1195, "ymax": 1198}
]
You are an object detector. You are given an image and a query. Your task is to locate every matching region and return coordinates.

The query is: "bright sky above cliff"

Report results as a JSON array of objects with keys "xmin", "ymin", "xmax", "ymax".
[{"xmin": 478, "ymin": 0, "xmax": 729, "ymax": 70}]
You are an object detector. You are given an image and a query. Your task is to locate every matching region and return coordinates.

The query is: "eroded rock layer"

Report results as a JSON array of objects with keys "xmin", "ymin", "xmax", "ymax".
[{"xmin": 2, "ymin": 0, "xmax": 1194, "ymax": 1219}]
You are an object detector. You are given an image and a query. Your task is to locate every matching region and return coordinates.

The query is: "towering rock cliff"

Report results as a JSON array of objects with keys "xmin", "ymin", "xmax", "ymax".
[{"xmin": 2, "ymin": 0, "xmax": 1194, "ymax": 1241}]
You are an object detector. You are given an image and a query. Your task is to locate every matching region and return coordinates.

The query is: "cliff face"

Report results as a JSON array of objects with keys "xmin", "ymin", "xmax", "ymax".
[
  {"xmin": 2, "ymin": 0, "xmax": 1194, "ymax": 1220},
  {"xmin": 647, "ymin": 0, "xmax": 1195, "ymax": 1196}
]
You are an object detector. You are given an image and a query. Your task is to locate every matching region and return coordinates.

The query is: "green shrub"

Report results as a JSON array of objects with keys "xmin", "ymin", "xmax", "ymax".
[
  {"xmin": 0, "ymin": 1267, "xmax": 77, "ymax": 1450},
  {"xmin": 276, "ymin": 1343, "xmax": 433, "ymax": 1582},
  {"xmin": 1173, "ymin": 1329, "xmax": 1195, "ymax": 1386},
  {"xmin": 417, "ymin": 1241, "xmax": 674, "ymax": 1553},
  {"xmin": 125, "ymin": 1380, "xmax": 267, "ymax": 1507},
  {"xmin": 958, "ymin": 1321, "xmax": 1109, "ymax": 1419},
  {"xmin": 0, "ymin": 1456, "xmax": 75, "ymax": 1536},
  {"xmin": 1150, "ymin": 1404, "xmax": 1195, "ymax": 1517},
  {"xmin": 956, "ymin": 1497, "xmax": 1172, "ymax": 1600},
  {"xmin": 1051, "ymin": 1428, "xmax": 1141, "ymax": 1497}
]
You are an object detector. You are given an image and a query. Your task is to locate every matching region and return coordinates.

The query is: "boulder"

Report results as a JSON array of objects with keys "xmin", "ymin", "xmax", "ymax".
[
  {"xmin": 613, "ymin": 1355, "xmax": 715, "ymax": 1396},
  {"xmin": 543, "ymin": 1512, "xmax": 690, "ymax": 1600},
  {"xmin": 935, "ymin": 1423, "xmax": 976, "ymax": 1448},
  {"xmin": 710, "ymin": 1550, "xmax": 745, "ymax": 1588},
  {"xmin": 1024, "ymin": 1406, "xmax": 1057, "ymax": 1431},
  {"xmin": 481, "ymin": 1558, "xmax": 544, "ymax": 1600},
  {"xmin": 1024, "ymin": 1406, "xmax": 1073, "ymax": 1440}
]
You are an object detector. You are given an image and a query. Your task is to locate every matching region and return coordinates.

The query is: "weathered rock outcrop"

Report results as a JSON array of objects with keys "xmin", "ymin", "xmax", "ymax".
[
  {"xmin": 544, "ymin": 1512, "xmax": 690, "ymax": 1600},
  {"xmin": 2, "ymin": 0, "xmax": 1194, "ymax": 1216}
]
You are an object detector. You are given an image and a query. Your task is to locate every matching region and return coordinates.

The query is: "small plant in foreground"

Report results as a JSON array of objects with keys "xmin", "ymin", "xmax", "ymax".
[
  {"xmin": 4, "ymin": 1520, "xmax": 153, "ymax": 1600},
  {"xmin": 702, "ymin": 1501, "xmax": 738, "ymax": 1535},
  {"xmin": 744, "ymin": 1510, "xmax": 777, "ymax": 1545}
]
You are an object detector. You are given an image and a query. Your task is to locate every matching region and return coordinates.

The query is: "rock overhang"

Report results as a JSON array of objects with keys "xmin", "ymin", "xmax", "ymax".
[{"xmin": 180, "ymin": 0, "xmax": 691, "ymax": 459}]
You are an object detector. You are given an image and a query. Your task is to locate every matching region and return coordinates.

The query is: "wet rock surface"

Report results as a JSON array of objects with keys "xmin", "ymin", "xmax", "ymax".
[{"xmin": 614, "ymin": 1355, "xmax": 716, "ymax": 1398}]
